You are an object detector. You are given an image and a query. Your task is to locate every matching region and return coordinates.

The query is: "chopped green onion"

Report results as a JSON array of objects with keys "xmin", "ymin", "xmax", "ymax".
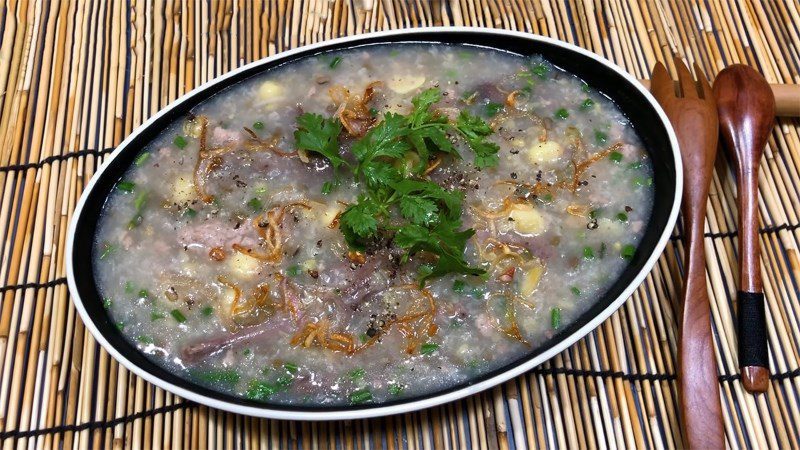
[
  {"xmin": 388, "ymin": 383, "xmax": 404, "ymax": 396},
  {"xmin": 583, "ymin": 246, "xmax": 595, "ymax": 259},
  {"xmin": 284, "ymin": 362, "xmax": 299, "ymax": 374},
  {"xmin": 170, "ymin": 309, "xmax": 187, "ymax": 323},
  {"xmin": 329, "ymin": 56, "xmax": 343, "ymax": 69},
  {"xmin": 127, "ymin": 215, "xmax": 143, "ymax": 230},
  {"xmin": 137, "ymin": 335, "xmax": 154, "ymax": 345},
  {"xmin": 138, "ymin": 289, "xmax": 149, "ymax": 299},
  {"xmin": 531, "ymin": 63, "xmax": 549, "ymax": 79},
  {"xmin": 103, "ymin": 297, "xmax": 113, "ymax": 309},
  {"xmin": 116, "ymin": 321, "xmax": 125, "ymax": 331},
  {"xmin": 632, "ymin": 176, "xmax": 653, "ymax": 187},
  {"xmin": 99, "ymin": 242, "xmax": 116, "ymax": 260},
  {"xmin": 588, "ymin": 209, "xmax": 599, "ymax": 220},
  {"xmin": 485, "ymin": 102, "xmax": 504, "ymax": 117},
  {"xmin": 452, "ymin": 279, "xmax": 466, "ymax": 294},
  {"xmin": 551, "ymin": 307, "xmax": 562, "ymax": 329},
  {"xmin": 276, "ymin": 374, "xmax": 294, "ymax": 387},
  {"xmin": 134, "ymin": 153, "xmax": 150, "ymax": 166},
  {"xmin": 579, "ymin": 98, "xmax": 595, "ymax": 111},
  {"xmin": 183, "ymin": 208, "xmax": 197, "ymax": 218},
  {"xmin": 117, "ymin": 181, "xmax": 135, "ymax": 193},
  {"xmin": 420, "ymin": 342, "xmax": 440, "ymax": 355},
  {"xmin": 359, "ymin": 333, "xmax": 369, "ymax": 343},
  {"xmin": 609, "ymin": 151, "xmax": 623, "ymax": 163},
  {"xmin": 243, "ymin": 348, "xmax": 252, "ymax": 356},
  {"xmin": 627, "ymin": 161, "xmax": 643, "ymax": 170},
  {"xmin": 247, "ymin": 197, "xmax": 263, "ymax": 212},
  {"xmin": 150, "ymin": 311, "xmax": 166, "ymax": 321},
  {"xmin": 321, "ymin": 181, "xmax": 334, "ymax": 195},
  {"xmin": 245, "ymin": 380, "xmax": 277, "ymax": 400},
  {"xmin": 570, "ymin": 286, "xmax": 581, "ymax": 296},
  {"xmin": 621, "ymin": 244, "xmax": 636, "ymax": 260},
  {"xmin": 348, "ymin": 389, "xmax": 373, "ymax": 404},
  {"xmin": 173, "ymin": 135, "xmax": 188, "ymax": 149},
  {"xmin": 616, "ymin": 212, "xmax": 628, "ymax": 222},
  {"xmin": 201, "ymin": 306, "xmax": 214, "ymax": 316},
  {"xmin": 286, "ymin": 265, "xmax": 301, "ymax": 277},
  {"xmin": 348, "ymin": 368, "xmax": 366, "ymax": 380},
  {"xmin": 369, "ymin": 107, "xmax": 378, "ymax": 117},
  {"xmin": 252, "ymin": 121, "xmax": 265, "ymax": 130},
  {"xmin": 594, "ymin": 130, "xmax": 608, "ymax": 145},
  {"xmin": 124, "ymin": 281, "xmax": 134, "ymax": 294},
  {"xmin": 555, "ymin": 108, "xmax": 570, "ymax": 120},
  {"xmin": 581, "ymin": 82, "xmax": 591, "ymax": 93},
  {"xmin": 254, "ymin": 185, "xmax": 268, "ymax": 195},
  {"xmin": 194, "ymin": 369, "xmax": 240, "ymax": 385},
  {"xmin": 133, "ymin": 191, "xmax": 148, "ymax": 211}
]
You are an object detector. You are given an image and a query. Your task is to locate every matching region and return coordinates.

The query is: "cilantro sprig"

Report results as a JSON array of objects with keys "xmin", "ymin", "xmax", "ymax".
[{"xmin": 294, "ymin": 87, "xmax": 498, "ymax": 284}]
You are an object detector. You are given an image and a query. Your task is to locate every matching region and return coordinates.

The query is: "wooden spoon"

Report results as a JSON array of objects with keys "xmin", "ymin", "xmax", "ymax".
[
  {"xmin": 713, "ymin": 65, "xmax": 775, "ymax": 393},
  {"xmin": 651, "ymin": 58, "xmax": 724, "ymax": 450}
]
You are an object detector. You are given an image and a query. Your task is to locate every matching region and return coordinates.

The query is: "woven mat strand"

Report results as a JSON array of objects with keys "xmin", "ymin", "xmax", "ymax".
[{"xmin": 0, "ymin": 1, "xmax": 798, "ymax": 448}]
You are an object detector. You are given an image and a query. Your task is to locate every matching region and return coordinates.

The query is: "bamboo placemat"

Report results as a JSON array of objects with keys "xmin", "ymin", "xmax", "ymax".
[{"xmin": 0, "ymin": 1, "xmax": 798, "ymax": 448}]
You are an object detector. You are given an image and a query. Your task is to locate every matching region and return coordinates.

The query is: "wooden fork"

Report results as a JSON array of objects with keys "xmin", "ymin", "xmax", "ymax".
[{"xmin": 651, "ymin": 58, "xmax": 725, "ymax": 449}]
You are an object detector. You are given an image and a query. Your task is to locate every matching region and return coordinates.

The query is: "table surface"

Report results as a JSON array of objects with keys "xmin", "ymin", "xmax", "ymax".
[{"xmin": 0, "ymin": 1, "xmax": 798, "ymax": 449}]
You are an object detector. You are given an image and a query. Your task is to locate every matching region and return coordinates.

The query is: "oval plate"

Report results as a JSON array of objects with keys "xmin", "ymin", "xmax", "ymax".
[{"xmin": 67, "ymin": 27, "xmax": 681, "ymax": 420}]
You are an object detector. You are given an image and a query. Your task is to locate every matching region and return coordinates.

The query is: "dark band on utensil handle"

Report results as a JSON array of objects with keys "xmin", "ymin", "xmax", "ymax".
[{"xmin": 738, "ymin": 290, "xmax": 769, "ymax": 392}]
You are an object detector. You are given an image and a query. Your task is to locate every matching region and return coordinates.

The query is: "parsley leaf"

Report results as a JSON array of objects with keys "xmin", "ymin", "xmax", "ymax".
[
  {"xmin": 339, "ymin": 198, "xmax": 381, "ymax": 247},
  {"xmin": 394, "ymin": 220, "xmax": 483, "ymax": 284},
  {"xmin": 399, "ymin": 196, "xmax": 439, "ymax": 225},
  {"xmin": 294, "ymin": 113, "xmax": 347, "ymax": 172},
  {"xmin": 351, "ymin": 113, "xmax": 410, "ymax": 169},
  {"xmin": 455, "ymin": 111, "xmax": 500, "ymax": 168}
]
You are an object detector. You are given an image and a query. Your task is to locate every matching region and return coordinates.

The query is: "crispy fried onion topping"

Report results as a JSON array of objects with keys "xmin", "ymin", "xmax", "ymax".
[
  {"xmin": 232, "ymin": 201, "xmax": 312, "ymax": 263},
  {"xmin": 329, "ymin": 81, "xmax": 381, "ymax": 137}
]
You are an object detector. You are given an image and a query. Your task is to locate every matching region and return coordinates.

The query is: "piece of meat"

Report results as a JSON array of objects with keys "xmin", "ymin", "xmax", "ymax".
[
  {"xmin": 180, "ymin": 316, "xmax": 293, "ymax": 364},
  {"xmin": 178, "ymin": 218, "xmax": 259, "ymax": 250}
]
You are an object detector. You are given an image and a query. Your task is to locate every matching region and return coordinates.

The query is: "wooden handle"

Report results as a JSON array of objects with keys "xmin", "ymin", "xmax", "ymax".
[
  {"xmin": 650, "ymin": 61, "xmax": 725, "ymax": 449},
  {"xmin": 639, "ymin": 79, "xmax": 799, "ymax": 116},
  {"xmin": 713, "ymin": 64, "xmax": 774, "ymax": 393}
]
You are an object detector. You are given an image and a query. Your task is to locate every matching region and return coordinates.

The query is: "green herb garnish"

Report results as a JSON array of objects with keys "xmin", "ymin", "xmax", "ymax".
[
  {"xmin": 134, "ymin": 153, "xmax": 150, "ymax": 166},
  {"xmin": 555, "ymin": 108, "xmax": 569, "ymax": 120},
  {"xmin": 485, "ymin": 102, "xmax": 504, "ymax": 117},
  {"xmin": 103, "ymin": 297, "xmax": 113, "ymax": 309},
  {"xmin": 621, "ymin": 244, "xmax": 636, "ymax": 260},
  {"xmin": 579, "ymin": 98, "xmax": 594, "ymax": 111},
  {"xmin": 194, "ymin": 369, "xmax": 240, "ymax": 385},
  {"xmin": 173, "ymin": 135, "xmax": 188, "ymax": 149},
  {"xmin": 99, "ymin": 242, "xmax": 116, "ymax": 260},
  {"xmin": 170, "ymin": 309, "xmax": 187, "ymax": 323},
  {"xmin": 247, "ymin": 197, "xmax": 263, "ymax": 212},
  {"xmin": 245, "ymin": 380, "xmax": 277, "ymax": 400},
  {"xmin": 283, "ymin": 362, "xmax": 299, "ymax": 374},
  {"xmin": 348, "ymin": 368, "xmax": 366, "ymax": 380},
  {"xmin": 609, "ymin": 151, "xmax": 623, "ymax": 163},
  {"xmin": 183, "ymin": 207, "xmax": 197, "ymax": 218},
  {"xmin": 286, "ymin": 265, "xmax": 301, "ymax": 277},
  {"xmin": 616, "ymin": 212, "xmax": 628, "ymax": 222},
  {"xmin": 137, "ymin": 335, "xmax": 154, "ymax": 345},
  {"xmin": 452, "ymin": 279, "xmax": 466, "ymax": 294},
  {"xmin": 388, "ymin": 383, "xmax": 404, "ymax": 396},
  {"xmin": 594, "ymin": 130, "xmax": 608, "ymax": 145},
  {"xmin": 117, "ymin": 181, "xmax": 135, "ymax": 193},
  {"xmin": 200, "ymin": 306, "xmax": 214, "ymax": 316},
  {"xmin": 348, "ymin": 389, "xmax": 373, "ymax": 404},
  {"xmin": 582, "ymin": 246, "xmax": 595, "ymax": 259},
  {"xmin": 252, "ymin": 121, "xmax": 265, "ymax": 130},
  {"xmin": 329, "ymin": 56, "xmax": 343, "ymax": 69},
  {"xmin": 570, "ymin": 286, "xmax": 581, "ymax": 296},
  {"xmin": 150, "ymin": 311, "xmax": 166, "ymax": 321},
  {"xmin": 420, "ymin": 342, "xmax": 440, "ymax": 355},
  {"xmin": 551, "ymin": 307, "xmax": 562, "ymax": 329}
]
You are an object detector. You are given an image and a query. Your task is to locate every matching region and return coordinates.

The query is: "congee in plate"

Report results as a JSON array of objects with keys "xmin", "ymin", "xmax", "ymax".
[{"xmin": 94, "ymin": 44, "xmax": 654, "ymax": 406}]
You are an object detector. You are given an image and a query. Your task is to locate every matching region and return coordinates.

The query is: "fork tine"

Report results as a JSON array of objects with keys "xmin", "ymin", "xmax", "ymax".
[
  {"xmin": 674, "ymin": 56, "xmax": 699, "ymax": 98},
  {"xmin": 693, "ymin": 62, "xmax": 713, "ymax": 101},
  {"xmin": 650, "ymin": 62, "xmax": 675, "ymax": 104}
]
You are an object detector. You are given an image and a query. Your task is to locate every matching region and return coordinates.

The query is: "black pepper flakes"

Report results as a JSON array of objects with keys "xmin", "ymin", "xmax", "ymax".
[
  {"xmin": 510, "ymin": 172, "xmax": 518, "ymax": 179},
  {"xmin": 625, "ymin": 205, "xmax": 633, "ymax": 212}
]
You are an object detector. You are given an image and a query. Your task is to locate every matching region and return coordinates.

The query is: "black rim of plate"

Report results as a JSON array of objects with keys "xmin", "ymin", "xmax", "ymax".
[{"xmin": 69, "ymin": 30, "xmax": 677, "ymax": 414}]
